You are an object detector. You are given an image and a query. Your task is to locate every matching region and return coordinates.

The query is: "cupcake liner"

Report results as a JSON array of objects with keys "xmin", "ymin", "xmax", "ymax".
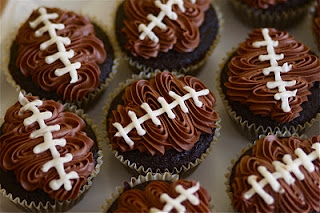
[
  {"xmin": 102, "ymin": 172, "xmax": 215, "ymax": 212},
  {"xmin": 217, "ymin": 50, "xmax": 320, "ymax": 141},
  {"xmin": 230, "ymin": 0, "xmax": 315, "ymax": 29},
  {"xmin": 1, "ymin": 11, "xmax": 120, "ymax": 110},
  {"xmin": 230, "ymin": 0, "xmax": 314, "ymax": 28},
  {"xmin": 0, "ymin": 101, "xmax": 103, "ymax": 212},
  {"xmin": 102, "ymin": 71, "xmax": 221, "ymax": 178},
  {"xmin": 112, "ymin": 0, "xmax": 223, "ymax": 75},
  {"xmin": 224, "ymin": 131, "xmax": 309, "ymax": 212}
]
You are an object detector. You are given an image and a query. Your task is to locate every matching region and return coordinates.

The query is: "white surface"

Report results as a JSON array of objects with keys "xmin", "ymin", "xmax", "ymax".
[{"xmin": 0, "ymin": 1, "xmax": 319, "ymax": 212}]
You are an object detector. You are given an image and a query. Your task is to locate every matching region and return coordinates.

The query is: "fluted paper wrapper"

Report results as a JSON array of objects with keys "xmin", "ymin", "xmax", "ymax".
[
  {"xmin": 224, "ymin": 131, "xmax": 307, "ymax": 212},
  {"xmin": 103, "ymin": 71, "xmax": 221, "ymax": 178},
  {"xmin": 0, "ymin": 102, "xmax": 103, "ymax": 212},
  {"xmin": 111, "ymin": 0, "xmax": 223, "ymax": 75},
  {"xmin": 230, "ymin": 0, "xmax": 315, "ymax": 29},
  {"xmin": 2, "ymin": 14, "xmax": 120, "ymax": 110},
  {"xmin": 102, "ymin": 172, "xmax": 215, "ymax": 212},
  {"xmin": 217, "ymin": 50, "xmax": 320, "ymax": 141}
]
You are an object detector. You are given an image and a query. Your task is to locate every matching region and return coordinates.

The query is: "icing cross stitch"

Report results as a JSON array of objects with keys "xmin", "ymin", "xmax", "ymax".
[
  {"xmin": 149, "ymin": 182, "xmax": 201, "ymax": 212},
  {"xmin": 252, "ymin": 28, "xmax": 297, "ymax": 113},
  {"xmin": 244, "ymin": 141, "xmax": 320, "ymax": 205},
  {"xmin": 139, "ymin": 0, "xmax": 196, "ymax": 43},
  {"xmin": 29, "ymin": 7, "xmax": 81, "ymax": 83},
  {"xmin": 18, "ymin": 92, "xmax": 79, "ymax": 191},
  {"xmin": 112, "ymin": 86, "xmax": 209, "ymax": 147}
]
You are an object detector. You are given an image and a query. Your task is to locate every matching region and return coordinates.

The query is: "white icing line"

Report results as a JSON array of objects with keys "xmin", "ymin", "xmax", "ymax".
[
  {"xmin": 29, "ymin": 7, "xmax": 81, "ymax": 83},
  {"xmin": 139, "ymin": 0, "xmax": 195, "ymax": 43},
  {"xmin": 112, "ymin": 86, "xmax": 209, "ymax": 147},
  {"xmin": 149, "ymin": 182, "xmax": 200, "ymax": 212},
  {"xmin": 252, "ymin": 28, "xmax": 297, "ymax": 113},
  {"xmin": 18, "ymin": 92, "xmax": 79, "ymax": 191},
  {"xmin": 244, "ymin": 142, "xmax": 320, "ymax": 205}
]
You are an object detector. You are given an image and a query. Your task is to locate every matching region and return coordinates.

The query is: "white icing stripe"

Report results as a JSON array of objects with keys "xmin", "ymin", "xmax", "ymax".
[
  {"xmin": 244, "ymin": 142, "xmax": 320, "ymax": 205},
  {"xmin": 149, "ymin": 182, "xmax": 200, "ymax": 213},
  {"xmin": 112, "ymin": 86, "xmax": 209, "ymax": 147},
  {"xmin": 18, "ymin": 92, "xmax": 79, "ymax": 191},
  {"xmin": 252, "ymin": 28, "xmax": 297, "ymax": 113},
  {"xmin": 139, "ymin": 0, "xmax": 195, "ymax": 43},
  {"xmin": 29, "ymin": 7, "xmax": 81, "ymax": 83}
]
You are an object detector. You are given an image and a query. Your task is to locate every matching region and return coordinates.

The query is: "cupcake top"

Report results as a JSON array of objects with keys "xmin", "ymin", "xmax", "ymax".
[
  {"xmin": 120, "ymin": 0, "xmax": 211, "ymax": 59},
  {"xmin": 224, "ymin": 28, "xmax": 320, "ymax": 124},
  {"xmin": 0, "ymin": 93, "xmax": 95, "ymax": 201},
  {"xmin": 109, "ymin": 179, "xmax": 211, "ymax": 212},
  {"xmin": 108, "ymin": 71, "xmax": 218, "ymax": 156},
  {"xmin": 14, "ymin": 7, "xmax": 106, "ymax": 102},
  {"xmin": 242, "ymin": 0, "xmax": 287, "ymax": 9},
  {"xmin": 230, "ymin": 135, "xmax": 320, "ymax": 213}
]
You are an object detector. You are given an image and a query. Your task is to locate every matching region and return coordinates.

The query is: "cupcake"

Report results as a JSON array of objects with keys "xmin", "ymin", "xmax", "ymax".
[
  {"xmin": 0, "ymin": 92, "xmax": 103, "ymax": 212},
  {"xmin": 313, "ymin": 0, "xmax": 320, "ymax": 51},
  {"xmin": 230, "ymin": 0, "xmax": 315, "ymax": 29},
  {"xmin": 103, "ymin": 172, "xmax": 213, "ymax": 213},
  {"xmin": 114, "ymin": 0, "xmax": 221, "ymax": 75},
  {"xmin": 104, "ymin": 71, "xmax": 221, "ymax": 177},
  {"xmin": 218, "ymin": 28, "xmax": 320, "ymax": 140},
  {"xmin": 226, "ymin": 134, "xmax": 320, "ymax": 213},
  {"xmin": 6, "ymin": 7, "xmax": 118, "ymax": 109}
]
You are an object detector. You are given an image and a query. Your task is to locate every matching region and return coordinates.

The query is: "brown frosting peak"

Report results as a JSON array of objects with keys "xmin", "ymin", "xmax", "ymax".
[
  {"xmin": 108, "ymin": 71, "xmax": 218, "ymax": 156},
  {"xmin": 231, "ymin": 135, "xmax": 320, "ymax": 213},
  {"xmin": 114, "ymin": 179, "xmax": 211, "ymax": 212},
  {"xmin": 243, "ymin": 0, "xmax": 287, "ymax": 9},
  {"xmin": 122, "ymin": 0, "xmax": 210, "ymax": 59},
  {"xmin": 0, "ymin": 95, "xmax": 95, "ymax": 201},
  {"xmin": 225, "ymin": 28, "xmax": 320, "ymax": 123},
  {"xmin": 15, "ymin": 7, "xmax": 106, "ymax": 102}
]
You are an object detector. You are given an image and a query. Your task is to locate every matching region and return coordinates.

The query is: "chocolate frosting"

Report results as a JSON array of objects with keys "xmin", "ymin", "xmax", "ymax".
[
  {"xmin": 243, "ymin": 0, "xmax": 287, "ymax": 9},
  {"xmin": 114, "ymin": 179, "xmax": 211, "ymax": 212},
  {"xmin": 15, "ymin": 7, "xmax": 106, "ymax": 102},
  {"xmin": 225, "ymin": 28, "xmax": 320, "ymax": 123},
  {"xmin": 0, "ymin": 96, "xmax": 95, "ymax": 201},
  {"xmin": 108, "ymin": 71, "xmax": 218, "ymax": 156},
  {"xmin": 122, "ymin": 0, "xmax": 210, "ymax": 59},
  {"xmin": 231, "ymin": 135, "xmax": 320, "ymax": 213}
]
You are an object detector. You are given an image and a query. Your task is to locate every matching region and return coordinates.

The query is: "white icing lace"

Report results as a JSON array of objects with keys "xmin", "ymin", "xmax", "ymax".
[
  {"xmin": 149, "ymin": 182, "xmax": 200, "ymax": 212},
  {"xmin": 29, "ymin": 7, "xmax": 81, "ymax": 83},
  {"xmin": 252, "ymin": 28, "xmax": 297, "ymax": 113},
  {"xmin": 18, "ymin": 92, "xmax": 79, "ymax": 191},
  {"xmin": 244, "ymin": 141, "xmax": 320, "ymax": 205},
  {"xmin": 112, "ymin": 86, "xmax": 209, "ymax": 147},
  {"xmin": 139, "ymin": 0, "xmax": 195, "ymax": 43}
]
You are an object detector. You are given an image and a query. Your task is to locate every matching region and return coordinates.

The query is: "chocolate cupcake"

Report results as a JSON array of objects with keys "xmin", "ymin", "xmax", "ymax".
[
  {"xmin": 114, "ymin": 0, "xmax": 221, "ymax": 75},
  {"xmin": 230, "ymin": 0, "xmax": 315, "ymax": 29},
  {"xmin": 5, "ymin": 7, "xmax": 118, "ymax": 110},
  {"xmin": 0, "ymin": 93, "xmax": 103, "ymax": 212},
  {"xmin": 226, "ymin": 134, "xmax": 320, "ymax": 213},
  {"xmin": 103, "ymin": 172, "xmax": 213, "ymax": 213},
  {"xmin": 218, "ymin": 28, "xmax": 320, "ymax": 140},
  {"xmin": 104, "ymin": 71, "xmax": 221, "ymax": 177}
]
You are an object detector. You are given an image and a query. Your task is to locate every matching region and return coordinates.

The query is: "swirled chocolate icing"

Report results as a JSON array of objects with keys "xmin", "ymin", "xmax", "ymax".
[
  {"xmin": 108, "ymin": 71, "xmax": 218, "ymax": 156},
  {"xmin": 121, "ymin": 0, "xmax": 210, "ymax": 59},
  {"xmin": 0, "ymin": 96, "xmax": 95, "ymax": 201},
  {"xmin": 111, "ymin": 179, "xmax": 211, "ymax": 212},
  {"xmin": 242, "ymin": 0, "xmax": 287, "ymax": 9},
  {"xmin": 224, "ymin": 28, "xmax": 320, "ymax": 123},
  {"xmin": 15, "ymin": 7, "xmax": 106, "ymax": 102},
  {"xmin": 230, "ymin": 135, "xmax": 320, "ymax": 213}
]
